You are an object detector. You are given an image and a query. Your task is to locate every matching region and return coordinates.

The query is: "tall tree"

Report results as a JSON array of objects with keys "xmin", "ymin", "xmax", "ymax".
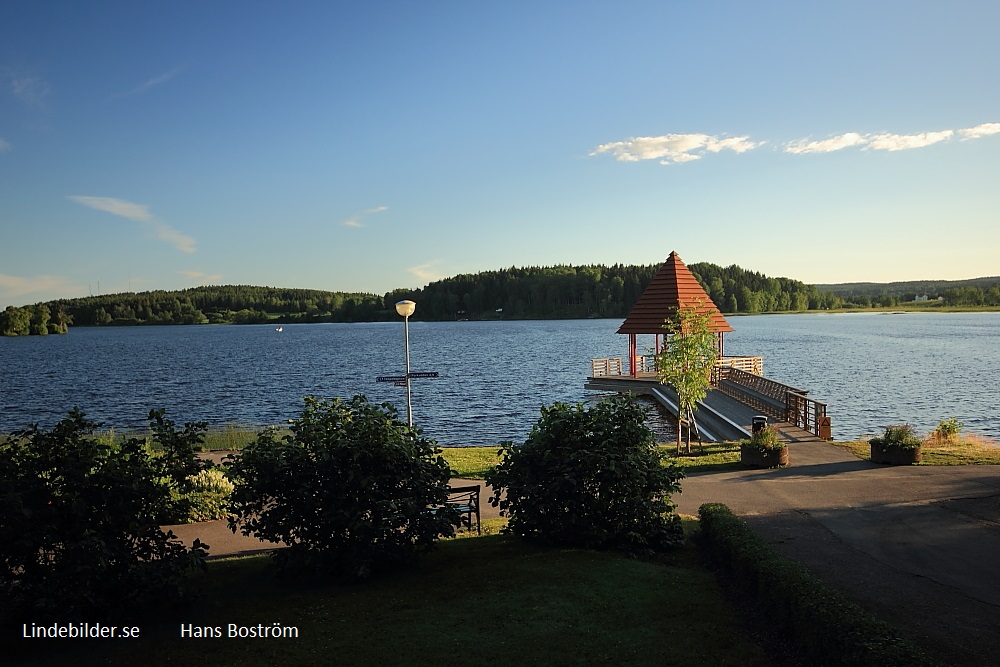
[
  {"xmin": 1, "ymin": 306, "xmax": 31, "ymax": 336},
  {"xmin": 655, "ymin": 304, "xmax": 720, "ymax": 454}
]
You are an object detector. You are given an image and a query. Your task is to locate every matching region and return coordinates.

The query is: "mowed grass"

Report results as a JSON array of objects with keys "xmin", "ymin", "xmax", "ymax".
[
  {"xmin": 25, "ymin": 521, "xmax": 770, "ymax": 667},
  {"xmin": 440, "ymin": 445, "xmax": 501, "ymax": 478},
  {"xmin": 660, "ymin": 442, "xmax": 743, "ymax": 473},
  {"xmin": 834, "ymin": 434, "xmax": 1000, "ymax": 465},
  {"xmin": 440, "ymin": 443, "xmax": 744, "ymax": 479}
]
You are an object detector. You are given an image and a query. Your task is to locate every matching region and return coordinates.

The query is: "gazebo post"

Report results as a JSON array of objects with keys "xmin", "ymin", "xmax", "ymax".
[{"xmin": 629, "ymin": 334, "xmax": 637, "ymax": 377}]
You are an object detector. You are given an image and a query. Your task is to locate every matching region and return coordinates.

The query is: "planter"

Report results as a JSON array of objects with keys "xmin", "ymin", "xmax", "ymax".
[
  {"xmin": 870, "ymin": 443, "xmax": 922, "ymax": 465},
  {"xmin": 740, "ymin": 444, "xmax": 788, "ymax": 469}
]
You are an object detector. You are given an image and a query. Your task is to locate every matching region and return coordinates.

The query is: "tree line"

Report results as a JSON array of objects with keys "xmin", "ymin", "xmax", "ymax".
[
  {"xmin": 5, "ymin": 262, "xmax": 999, "ymax": 335},
  {"xmin": 1, "ymin": 303, "xmax": 71, "ymax": 336}
]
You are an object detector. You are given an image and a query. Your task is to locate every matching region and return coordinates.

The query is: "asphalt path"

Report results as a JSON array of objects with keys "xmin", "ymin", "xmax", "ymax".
[
  {"xmin": 673, "ymin": 438, "xmax": 1000, "ymax": 666},
  {"xmin": 165, "ymin": 477, "xmax": 502, "ymax": 559}
]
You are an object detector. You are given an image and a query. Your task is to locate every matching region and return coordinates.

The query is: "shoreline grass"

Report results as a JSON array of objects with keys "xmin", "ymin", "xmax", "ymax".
[{"xmin": 833, "ymin": 434, "xmax": 1000, "ymax": 465}]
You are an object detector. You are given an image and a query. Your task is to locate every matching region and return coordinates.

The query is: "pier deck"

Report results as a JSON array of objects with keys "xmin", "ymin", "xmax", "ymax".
[{"xmin": 585, "ymin": 371, "xmax": 830, "ymax": 443}]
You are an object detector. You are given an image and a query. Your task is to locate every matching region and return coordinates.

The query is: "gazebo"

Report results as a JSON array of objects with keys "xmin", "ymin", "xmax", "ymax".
[{"xmin": 616, "ymin": 251, "xmax": 733, "ymax": 377}]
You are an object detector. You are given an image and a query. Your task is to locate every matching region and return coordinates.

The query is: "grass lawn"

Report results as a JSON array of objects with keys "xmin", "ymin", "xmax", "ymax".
[
  {"xmin": 660, "ymin": 442, "xmax": 742, "ymax": 473},
  {"xmin": 441, "ymin": 443, "xmax": 744, "ymax": 479},
  {"xmin": 21, "ymin": 521, "xmax": 770, "ymax": 667},
  {"xmin": 833, "ymin": 435, "xmax": 1000, "ymax": 465},
  {"xmin": 440, "ymin": 445, "xmax": 501, "ymax": 478}
]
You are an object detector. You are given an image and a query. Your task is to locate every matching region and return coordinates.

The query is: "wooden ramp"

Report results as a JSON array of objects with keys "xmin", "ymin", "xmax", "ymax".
[{"xmin": 586, "ymin": 371, "xmax": 831, "ymax": 444}]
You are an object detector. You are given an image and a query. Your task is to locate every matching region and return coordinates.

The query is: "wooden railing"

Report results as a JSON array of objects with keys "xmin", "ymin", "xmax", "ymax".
[
  {"xmin": 634, "ymin": 355, "xmax": 656, "ymax": 374},
  {"xmin": 717, "ymin": 355, "xmax": 763, "ymax": 375},
  {"xmin": 717, "ymin": 367, "xmax": 830, "ymax": 438},
  {"xmin": 591, "ymin": 357, "xmax": 623, "ymax": 377},
  {"xmin": 786, "ymin": 392, "xmax": 831, "ymax": 439},
  {"xmin": 591, "ymin": 355, "xmax": 763, "ymax": 378}
]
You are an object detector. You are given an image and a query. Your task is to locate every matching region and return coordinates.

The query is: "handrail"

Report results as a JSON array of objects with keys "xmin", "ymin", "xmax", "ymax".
[
  {"xmin": 717, "ymin": 367, "xmax": 829, "ymax": 438},
  {"xmin": 591, "ymin": 357, "xmax": 623, "ymax": 377},
  {"xmin": 592, "ymin": 355, "xmax": 763, "ymax": 378}
]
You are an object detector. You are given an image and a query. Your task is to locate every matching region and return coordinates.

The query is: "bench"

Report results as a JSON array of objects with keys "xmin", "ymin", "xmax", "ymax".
[{"xmin": 446, "ymin": 484, "xmax": 481, "ymax": 535}]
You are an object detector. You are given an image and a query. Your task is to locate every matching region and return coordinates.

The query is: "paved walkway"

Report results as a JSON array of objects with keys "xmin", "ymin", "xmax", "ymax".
[
  {"xmin": 165, "ymin": 478, "xmax": 502, "ymax": 559},
  {"xmin": 674, "ymin": 437, "xmax": 1000, "ymax": 666}
]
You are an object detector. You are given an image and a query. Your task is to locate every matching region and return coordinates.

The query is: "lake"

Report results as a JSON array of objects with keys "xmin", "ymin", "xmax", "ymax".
[{"xmin": 1, "ymin": 313, "xmax": 997, "ymax": 445}]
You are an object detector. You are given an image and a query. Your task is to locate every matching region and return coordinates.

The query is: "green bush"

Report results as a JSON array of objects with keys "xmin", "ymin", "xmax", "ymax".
[
  {"xmin": 932, "ymin": 417, "xmax": 963, "ymax": 442},
  {"xmin": 486, "ymin": 396, "xmax": 685, "ymax": 554},
  {"xmin": 173, "ymin": 468, "xmax": 235, "ymax": 523},
  {"xmin": 146, "ymin": 408, "xmax": 209, "ymax": 485},
  {"xmin": 698, "ymin": 503, "xmax": 935, "ymax": 666},
  {"xmin": 136, "ymin": 410, "xmax": 221, "ymax": 524},
  {"xmin": 227, "ymin": 396, "xmax": 458, "ymax": 579},
  {"xmin": 869, "ymin": 424, "xmax": 923, "ymax": 451},
  {"xmin": 741, "ymin": 424, "xmax": 785, "ymax": 451},
  {"xmin": 0, "ymin": 409, "xmax": 207, "ymax": 625}
]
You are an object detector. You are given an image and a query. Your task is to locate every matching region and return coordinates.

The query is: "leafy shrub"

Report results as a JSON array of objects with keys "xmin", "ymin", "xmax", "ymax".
[
  {"xmin": 869, "ymin": 424, "xmax": 923, "ymax": 451},
  {"xmin": 227, "ymin": 395, "xmax": 458, "ymax": 579},
  {"xmin": 0, "ymin": 409, "xmax": 207, "ymax": 625},
  {"xmin": 145, "ymin": 408, "xmax": 209, "ymax": 485},
  {"xmin": 131, "ymin": 410, "xmax": 219, "ymax": 524},
  {"xmin": 174, "ymin": 468, "xmax": 235, "ymax": 523},
  {"xmin": 486, "ymin": 396, "xmax": 685, "ymax": 554},
  {"xmin": 741, "ymin": 424, "xmax": 785, "ymax": 451},
  {"xmin": 932, "ymin": 417, "xmax": 963, "ymax": 442}
]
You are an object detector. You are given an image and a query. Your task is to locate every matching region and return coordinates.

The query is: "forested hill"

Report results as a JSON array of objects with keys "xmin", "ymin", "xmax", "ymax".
[
  {"xmin": 816, "ymin": 276, "xmax": 1000, "ymax": 305},
  {"xmin": 4, "ymin": 261, "xmax": 997, "ymax": 334}
]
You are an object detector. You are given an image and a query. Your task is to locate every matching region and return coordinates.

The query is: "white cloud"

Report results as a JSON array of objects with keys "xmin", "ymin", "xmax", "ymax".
[
  {"xmin": 110, "ymin": 67, "xmax": 181, "ymax": 100},
  {"xmin": 0, "ymin": 137, "xmax": 9, "ymax": 152},
  {"xmin": 0, "ymin": 273, "xmax": 82, "ymax": 301},
  {"xmin": 959, "ymin": 122, "xmax": 1000, "ymax": 139},
  {"xmin": 590, "ymin": 133, "xmax": 761, "ymax": 165},
  {"xmin": 785, "ymin": 132, "xmax": 866, "ymax": 154},
  {"xmin": 865, "ymin": 130, "xmax": 953, "ymax": 151},
  {"xmin": 786, "ymin": 128, "xmax": 966, "ymax": 154},
  {"xmin": 68, "ymin": 195, "xmax": 197, "ymax": 254},
  {"xmin": 154, "ymin": 223, "xmax": 197, "ymax": 254},
  {"xmin": 342, "ymin": 204, "xmax": 389, "ymax": 228},
  {"xmin": 9, "ymin": 74, "xmax": 51, "ymax": 108},
  {"xmin": 69, "ymin": 195, "xmax": 153, "ymax": 222},
  {"xmin": 408, "ymin": 262, "xmax": 445, "ymax": 283},
  {"xmin": 181, "ymin": 270, "xmax": 223, "ymax": 285}
]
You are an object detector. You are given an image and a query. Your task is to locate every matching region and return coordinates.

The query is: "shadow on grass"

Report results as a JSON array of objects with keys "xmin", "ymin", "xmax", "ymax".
[{"xmin": 20, "ymin": 526, "xmax": 770, "ymax": 667}]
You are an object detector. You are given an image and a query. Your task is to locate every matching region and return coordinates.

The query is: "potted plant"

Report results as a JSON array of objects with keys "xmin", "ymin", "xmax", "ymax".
[
  {"xmin": 740, "ymin": 424, "xmax": 788, "ymax": 468},
  {"xmin": 869, "ymin": 424, "xmax": 923, "ymax": 465}
]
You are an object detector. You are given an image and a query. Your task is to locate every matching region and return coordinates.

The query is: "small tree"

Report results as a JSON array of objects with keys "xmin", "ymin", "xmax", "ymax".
[
  {"xmin": 655, "ymin": 303, "xmax": 720, "ymax": 454},
  {"xmin": 486, "ymin": 396, "xmax": 685, "ymax": 554},
  {"xmin": 227, "ymin": 395, "xmax": 458, "ymax": 580}
]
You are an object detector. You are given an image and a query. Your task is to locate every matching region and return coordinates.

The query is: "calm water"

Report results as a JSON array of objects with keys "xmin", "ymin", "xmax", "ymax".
[{"xmin": 1, "ymin": 313, "xmax": 997, "ymax": 445}]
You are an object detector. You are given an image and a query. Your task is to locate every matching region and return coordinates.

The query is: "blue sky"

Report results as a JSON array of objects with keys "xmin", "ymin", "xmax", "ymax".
[{"xmin": 2, "ymin": 1, "xmax": 998, "ymax": 309}]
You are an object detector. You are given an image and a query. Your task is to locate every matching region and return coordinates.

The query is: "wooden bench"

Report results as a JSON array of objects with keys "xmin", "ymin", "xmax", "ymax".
[{"xmin": 446, "ymin": 484, "xmax": 481, "ymax": 534}]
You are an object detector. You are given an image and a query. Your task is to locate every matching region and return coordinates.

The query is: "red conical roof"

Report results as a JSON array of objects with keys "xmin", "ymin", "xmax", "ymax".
[{"xmin": 617, "ymin": 251, "xmax": 733, "ymax": 334}]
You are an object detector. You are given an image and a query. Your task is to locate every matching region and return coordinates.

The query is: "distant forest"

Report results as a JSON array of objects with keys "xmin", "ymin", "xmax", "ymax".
[{"xmin": 3, "ymin": 261, "xmax": 999, "ymax": 335}]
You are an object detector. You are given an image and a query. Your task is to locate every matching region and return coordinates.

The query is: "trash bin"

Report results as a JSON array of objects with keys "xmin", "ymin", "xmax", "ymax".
[{"xmin": 752, "ymin": 416, "xmax": 768, "ymax": 434}]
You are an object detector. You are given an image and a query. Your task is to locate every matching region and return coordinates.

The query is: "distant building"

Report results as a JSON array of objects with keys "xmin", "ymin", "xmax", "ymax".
[{"xmin": 914, "ymin": 294, "xmax": 929, "ymax": 302}]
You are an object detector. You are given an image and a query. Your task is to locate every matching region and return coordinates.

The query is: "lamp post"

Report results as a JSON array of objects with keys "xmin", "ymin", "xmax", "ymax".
[{"xmin": 394, "ymin": 300, "xmax": 416, "ymax": 426}]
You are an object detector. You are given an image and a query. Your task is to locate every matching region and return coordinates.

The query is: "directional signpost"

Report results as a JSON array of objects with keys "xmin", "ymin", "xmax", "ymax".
[{"xmin": 376, "ymin": 372, "xmax": 440, "ymax": 417}]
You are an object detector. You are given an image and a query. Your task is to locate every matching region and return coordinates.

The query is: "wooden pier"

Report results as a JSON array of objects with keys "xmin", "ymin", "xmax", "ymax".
[{"xmin": 586, "ymin": 358, "xmax": 831, "ymax": 443}]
